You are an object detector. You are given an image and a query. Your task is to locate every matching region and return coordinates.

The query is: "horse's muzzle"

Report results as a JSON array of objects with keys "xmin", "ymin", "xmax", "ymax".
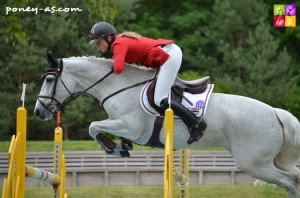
[
  {"xmin": 34, "ymin": 104, "xmax": 53, "ymax": 121},
  {"xmin": 34, "ymin": 108, "xmax": 47, "ymax": 120}
]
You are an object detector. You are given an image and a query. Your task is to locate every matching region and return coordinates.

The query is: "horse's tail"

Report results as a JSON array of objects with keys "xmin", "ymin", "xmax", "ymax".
[{"xmin": 274, "ymin": 108, "xmax": 300, "ymax": 177}]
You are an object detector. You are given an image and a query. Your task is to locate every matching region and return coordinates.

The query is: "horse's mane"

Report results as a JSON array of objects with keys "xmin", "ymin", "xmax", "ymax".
[{"xmin": 67, "ymin": 56, "xmax": 155, "ymax": 72}]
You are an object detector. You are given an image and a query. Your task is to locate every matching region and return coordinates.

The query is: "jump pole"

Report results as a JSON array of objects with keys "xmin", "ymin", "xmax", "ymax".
[
  {"xmin": 1, "ymin": 106, "xmax": 26, "ymax": 198},
  {"xmin": 53, "ymin": 111, "xmax": 67, "ymax": 198},
  {"xmin": 25, "ymin": 165, "xmax": 61, "ymax": 184},
  {"xmin": 164, "ymin": 107, "xmax": 174, "ymax": 198},
  {"xmin": 1, "ymin": 84, "xmax": 67, "ymax": 198},
  {"xmin": 164, "ymin": 110, "xmax": 190, "ymax": 198},
  {"xmin": 163, "ymin": 92, "xmax": 190, "ymax": 198},
  {"xmin": 178, "ymin": 149, "xmax": 189, "ymax": 198}
]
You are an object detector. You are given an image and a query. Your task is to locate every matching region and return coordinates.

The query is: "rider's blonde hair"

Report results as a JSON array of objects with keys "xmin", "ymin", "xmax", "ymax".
[{"xmin": 118, "ymin": 31, "xmax": 141, "ymax": 39}]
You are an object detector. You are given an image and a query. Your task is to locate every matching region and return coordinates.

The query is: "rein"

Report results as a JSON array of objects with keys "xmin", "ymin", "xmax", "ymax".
[
  {"xmin": 101, "ymin": 78, "xmax": 154, "ymax": 106},
  {"xmin": 100, "ymin": 66, "xmax": 159, "ymax": 106},
  {"xmin": 38, "ymin": 58, "xmax": 157, "ymax": 113}
]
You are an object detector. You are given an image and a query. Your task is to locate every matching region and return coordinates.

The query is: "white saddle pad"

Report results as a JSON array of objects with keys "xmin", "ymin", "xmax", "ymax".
[{"xmin": 140, "ymin": 82, "xmax": 214, "ymax": 117}]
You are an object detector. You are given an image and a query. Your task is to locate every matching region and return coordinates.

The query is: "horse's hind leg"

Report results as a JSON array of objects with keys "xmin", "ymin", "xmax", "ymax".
[
  {"xmin": 235, "ymin": 157, "xmax": 299, "ymax": 198},
  {"xmin": 257, "ymin": 166, "xmax": 298, "ymax": 198}
]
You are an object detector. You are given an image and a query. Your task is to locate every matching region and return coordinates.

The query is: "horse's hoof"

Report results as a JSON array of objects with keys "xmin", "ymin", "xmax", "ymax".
[
  {"xmin": 103, "ymin": 147, "xmax": 114, "ymax": 154},
  {"xmin": 121, "ymin": 139, "xmax": 133, "ymax": 151}
]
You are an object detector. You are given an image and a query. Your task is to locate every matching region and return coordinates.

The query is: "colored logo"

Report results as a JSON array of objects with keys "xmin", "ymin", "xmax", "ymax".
[
  {"xmin": 274, "ymin": 4, "xmax": 296, "ymax": 27},
  {"xmin": 196, "ymin": 100, "xmax": 205, "ymax": 109}
]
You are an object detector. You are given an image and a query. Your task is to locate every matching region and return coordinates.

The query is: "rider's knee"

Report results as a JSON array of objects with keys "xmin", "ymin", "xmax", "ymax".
[
  {"xmin": 89, "ymin": 131, "xmax": 97, "ymax": 140},
  {"xmin": 154, "ymin": 96, "xmax": 164, "ymax": 107}
]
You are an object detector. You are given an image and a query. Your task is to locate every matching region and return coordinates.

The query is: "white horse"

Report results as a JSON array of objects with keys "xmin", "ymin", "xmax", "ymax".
[{"xmin": 34, "ymin": 53, "xmax": 300, "ymax": 197}]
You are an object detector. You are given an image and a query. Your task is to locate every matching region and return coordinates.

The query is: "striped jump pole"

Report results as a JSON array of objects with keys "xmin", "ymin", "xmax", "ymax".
[{"xmin": 25, "ymin": 165, "xmax": 61, "ymax": 185}]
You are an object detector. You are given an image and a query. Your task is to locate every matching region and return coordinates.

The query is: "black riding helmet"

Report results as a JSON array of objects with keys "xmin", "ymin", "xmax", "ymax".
[{"xmin": 89, "ymin": 22, "xmax": 116, "ymax": 46}]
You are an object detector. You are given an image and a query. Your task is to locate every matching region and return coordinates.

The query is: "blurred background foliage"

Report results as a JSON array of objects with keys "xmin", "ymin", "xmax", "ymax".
[{"xmin": 0, "ymin": 0, "xmax": 299, "ymax": 140}]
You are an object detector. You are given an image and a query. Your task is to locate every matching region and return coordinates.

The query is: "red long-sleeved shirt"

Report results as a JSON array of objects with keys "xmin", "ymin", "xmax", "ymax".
[{"xmin": 111, "ymin": 36, "xmax": 173, "ymax": 74}]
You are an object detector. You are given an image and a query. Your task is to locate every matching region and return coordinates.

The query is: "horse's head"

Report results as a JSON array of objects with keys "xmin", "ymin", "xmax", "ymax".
[
  {"xmin": 34, "ymin": 53, "xmax": 74, "ymax": 120},
  {"xmin": 35, "ymin": 53, "xmax": 156, "ymax": 121},
  {"xmin": 35, "ymin": 53, "xmax": 116, "ymax": 120}
]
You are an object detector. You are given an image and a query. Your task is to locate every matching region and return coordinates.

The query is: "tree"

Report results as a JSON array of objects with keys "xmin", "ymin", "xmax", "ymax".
[
  {"xmin": 216, "ymin": 22, "xmax": 295, "ymax": 106},
  {"xmin": 130, "ymin": 0, "xmax": 299, "ymax": 117},
  {"xmin": 0, "ymin": 0, "xmax": 117, "ymax": 140},
  {"xmin": 196, "ymin": 0, "xmax": 298, "ymax": 115}
]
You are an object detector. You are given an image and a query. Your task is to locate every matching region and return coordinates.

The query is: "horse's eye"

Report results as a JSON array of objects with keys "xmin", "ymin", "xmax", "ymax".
[{"xmin": 46, "ymin": 76, "xmax": 55, "ymax": 83}]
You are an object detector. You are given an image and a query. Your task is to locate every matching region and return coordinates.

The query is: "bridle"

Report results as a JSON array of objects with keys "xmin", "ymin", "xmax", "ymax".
[
  {"xmin": 38, "ymin": 58, "xmax": 67, "ymax": 113},
  {"xmin": 37, "ymin": 58, "xmax": 156, "ymax": 115},
  {"xmin": 37, "ymin": 58, "xmax": 114, "ymax": 114}
]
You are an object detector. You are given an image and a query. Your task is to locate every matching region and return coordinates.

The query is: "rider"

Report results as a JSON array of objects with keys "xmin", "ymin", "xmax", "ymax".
[{"xmin": 89, "ymin": 21, "xmax": 206, "ymax": 144}]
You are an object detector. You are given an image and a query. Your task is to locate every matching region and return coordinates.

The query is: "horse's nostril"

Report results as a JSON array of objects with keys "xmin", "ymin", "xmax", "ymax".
[{"xmin": 35, "ymin": 109, "xmax": 40, "ymax": 117}]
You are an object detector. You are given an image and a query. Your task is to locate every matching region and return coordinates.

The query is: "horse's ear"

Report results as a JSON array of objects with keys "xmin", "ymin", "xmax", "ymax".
[{"xmin": 45, "ymin": 52, "xmax": 58, "ymax": 68}]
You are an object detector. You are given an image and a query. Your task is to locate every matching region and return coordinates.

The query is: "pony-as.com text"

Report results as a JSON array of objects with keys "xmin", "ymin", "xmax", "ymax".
[{"xmin": 5, "ymin": 6, "xmax": 83, "ymax": 15}]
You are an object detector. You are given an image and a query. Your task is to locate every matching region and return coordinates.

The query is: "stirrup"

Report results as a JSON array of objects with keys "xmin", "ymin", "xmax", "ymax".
[
  {"xmin": 187, "ymin": 118, "xmax": 207, "ymax": 145},
  {"xmin": 187, "ymin": 127, "xmax": 203, "ymax": 144}
]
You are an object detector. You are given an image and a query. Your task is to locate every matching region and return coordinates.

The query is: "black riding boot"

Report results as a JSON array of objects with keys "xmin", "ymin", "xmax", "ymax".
[{"xmin": 160, "ymin": 98, "xmax": 207, "ymax": 144}]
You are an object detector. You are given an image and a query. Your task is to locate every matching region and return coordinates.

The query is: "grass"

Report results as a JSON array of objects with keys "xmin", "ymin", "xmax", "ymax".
[
  {"xmin": 0, "ymin": 140, "xmax": 159, "ymax": 152},
  {"xmin": 0, "ymin": 185, "xmax": 287, "ymax": 198},
  {"xmin": 0, "ymin": 140, "xmax": 96, "ymax": 152},
  {"xmin": 0, "ymin": 140, "xmax": 224, "ymax": 152}
]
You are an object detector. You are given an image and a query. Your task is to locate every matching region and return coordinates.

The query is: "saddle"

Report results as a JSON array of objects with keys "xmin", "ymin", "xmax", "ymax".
[{"xmin": 146, "ymin": 76, "xmax": 210, "ymax": 115}]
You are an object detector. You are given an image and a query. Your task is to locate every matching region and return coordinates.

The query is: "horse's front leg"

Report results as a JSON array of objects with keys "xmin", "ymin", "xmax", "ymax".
[{"xmin": 89, "ymin": 119, "xmax": 132, "ymax": 157}]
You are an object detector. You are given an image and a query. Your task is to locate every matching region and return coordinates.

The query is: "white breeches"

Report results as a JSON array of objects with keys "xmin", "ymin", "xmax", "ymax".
[{"xmin": 154, "ymin": 43, "xmax": 182, "ymax": 106}]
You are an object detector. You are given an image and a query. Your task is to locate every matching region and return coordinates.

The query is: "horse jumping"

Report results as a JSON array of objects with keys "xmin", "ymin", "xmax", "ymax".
[{"xmin": 34, "ymin": 53, "xmax": 300, "ymax": 198}]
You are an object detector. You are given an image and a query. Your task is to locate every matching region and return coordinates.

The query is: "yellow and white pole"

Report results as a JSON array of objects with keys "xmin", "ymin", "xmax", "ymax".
[
  {"xmin": 164, "ymin": 103, "xmax": 174, "ymax": 198},
  {"xmin": 15, "ymin": 84, "xmax": 27, "ymax": 198},
  {"xmin": 178, "ymin": 149, "xmax": 189, "ymax": 198},
  {"xmin": 54, "ymin": 111, "xmax": 67, "ymax": 198},
  {"xmin": 15, "ymin": 107, "xmax": 27, "ymax": 198},
  {"xmin": 25, "ymin": 165, "xmax": 61, "ymax": 185}
]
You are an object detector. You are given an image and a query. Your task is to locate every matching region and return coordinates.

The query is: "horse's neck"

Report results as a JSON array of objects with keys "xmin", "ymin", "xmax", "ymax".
[{"xmin": 63, "ymin": 57, "xmax": 155, "ymax": 104}]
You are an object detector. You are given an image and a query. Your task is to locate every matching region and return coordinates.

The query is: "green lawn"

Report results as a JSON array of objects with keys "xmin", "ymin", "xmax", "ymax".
[
  {"xmin": 0, "ymin": 185, "xmax": 286, "ymax": 198},
  {"xmin": 0, "ymin": 140, "xmax": 224, "ymax": 152},
  {"xmin": 0, "ymin": 140, "xmax": 161, "ymax": 152},
  {"xmin": 0, "ymin": 140, "xmax": 95, "ymax": 152}
]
